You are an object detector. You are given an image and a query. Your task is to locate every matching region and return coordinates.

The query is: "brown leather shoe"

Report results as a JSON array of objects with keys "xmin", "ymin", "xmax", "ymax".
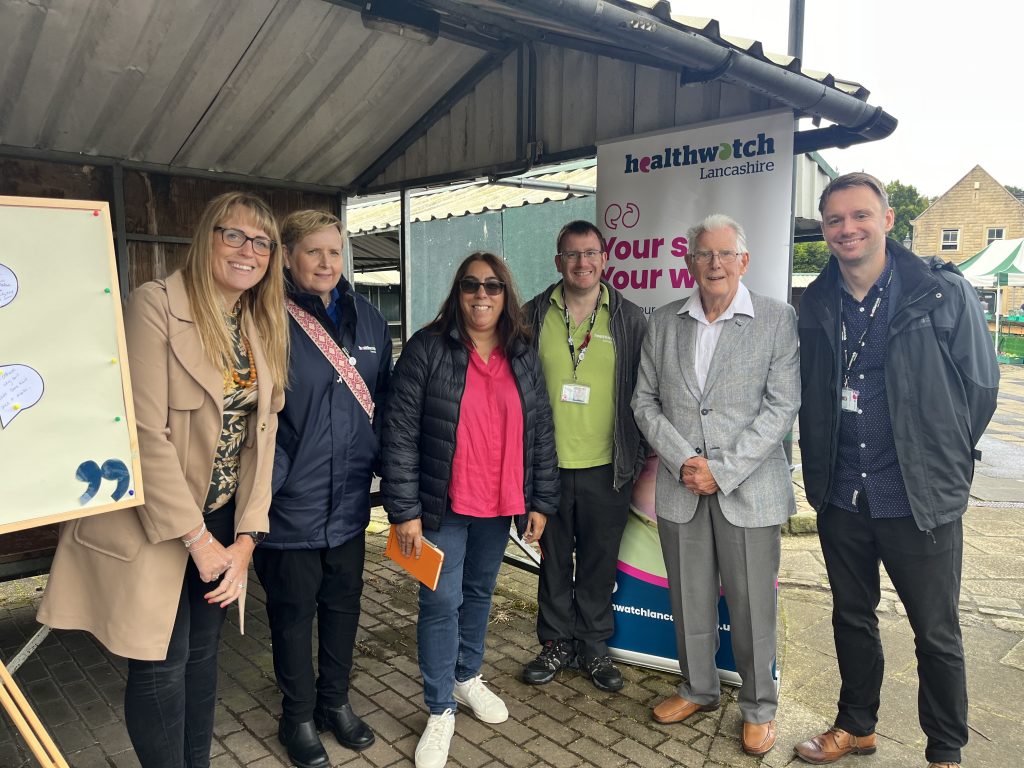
[
  {"xmin": 794, "ymin": 727, "xmax": 877, "ymax": 764},
  {"xmin": 651, "ymin": 694, "xmax": 719, "ymax": 724},
  {"xmin": 742, "ymin": 720, "xmax": 777, "ymax": 756}
]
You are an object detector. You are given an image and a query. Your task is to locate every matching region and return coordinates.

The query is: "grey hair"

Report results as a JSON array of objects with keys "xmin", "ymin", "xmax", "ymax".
[{"xmin": 686, "ymin": 214, "xmax": 748, "ymax": 254}]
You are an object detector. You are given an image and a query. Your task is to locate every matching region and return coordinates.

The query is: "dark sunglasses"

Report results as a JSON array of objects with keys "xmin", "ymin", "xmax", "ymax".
[{"xmin": 459, "ymin": 277, "xmax": 505, "ymax": 296}]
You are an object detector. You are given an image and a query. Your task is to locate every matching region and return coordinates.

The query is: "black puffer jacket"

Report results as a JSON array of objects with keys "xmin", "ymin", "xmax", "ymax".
[{"xmin": 381, "ymin": 326, "xmax": 559, "ymax": 534}]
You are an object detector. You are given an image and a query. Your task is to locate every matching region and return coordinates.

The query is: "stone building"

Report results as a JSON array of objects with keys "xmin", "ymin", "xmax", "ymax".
[
  {"xmin": 911, "ymin": 166, "xmax": 1024, "ymax": 314},
  {"xmin": 911, "ymin": 165, "xmax": 1024, "ymax": 263}
]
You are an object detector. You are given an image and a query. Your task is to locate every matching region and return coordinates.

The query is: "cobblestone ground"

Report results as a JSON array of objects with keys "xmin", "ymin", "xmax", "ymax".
[{"xmin": 1, "ymin": 365, "xmax": 1022, "ymax": 767}]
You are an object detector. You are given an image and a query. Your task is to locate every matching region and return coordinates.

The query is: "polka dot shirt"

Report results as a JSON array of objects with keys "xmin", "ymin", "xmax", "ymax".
[{"xmin": 828, "ymin": 256, "xmax": 913, "ymax": 519}]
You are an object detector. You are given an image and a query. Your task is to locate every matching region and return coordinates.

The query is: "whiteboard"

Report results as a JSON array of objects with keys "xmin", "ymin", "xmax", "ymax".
[{"xmin": 0, "ymin": 196, "xmax": 144, "ymax": 533}]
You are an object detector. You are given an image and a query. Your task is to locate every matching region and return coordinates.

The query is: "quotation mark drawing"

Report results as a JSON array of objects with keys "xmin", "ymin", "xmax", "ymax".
[
  {"xmin": 603, "ymin": 202, "xmax": 640, "ymax": 231},
  {"xmin": 76, "ymin": 459, "xmax": 131, "ymax": 504}
]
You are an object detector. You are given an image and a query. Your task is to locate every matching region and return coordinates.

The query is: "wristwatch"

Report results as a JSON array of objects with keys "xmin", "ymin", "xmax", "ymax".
[{"xmin": 240, "ymin": 531, "xmax": 267, "ymax": 544}]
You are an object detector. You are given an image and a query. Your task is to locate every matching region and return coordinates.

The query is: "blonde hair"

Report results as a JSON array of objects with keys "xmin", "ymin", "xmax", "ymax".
[
  {"xmin": 281, "ymin": 209, "xmax": 345, "ymax": 252},
  {"xmin": 182, "ymin": 192, "xmax": 289, "ymax": 390}
]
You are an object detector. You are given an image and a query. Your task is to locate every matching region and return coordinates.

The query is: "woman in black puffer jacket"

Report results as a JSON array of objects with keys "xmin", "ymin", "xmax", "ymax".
[{"xmin": 382, "ymin": 252, "xmax": 558, "ymax": 768}]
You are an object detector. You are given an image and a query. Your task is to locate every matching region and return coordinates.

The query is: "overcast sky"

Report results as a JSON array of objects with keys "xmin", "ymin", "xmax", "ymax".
[{"xmin": 668, "ymin": 0, "xmax": 1022, "ymax": 197}]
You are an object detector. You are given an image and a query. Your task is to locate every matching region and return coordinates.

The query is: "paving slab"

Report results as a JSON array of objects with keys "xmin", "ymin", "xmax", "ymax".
[{"xmin": 0, "ymin": 364, "xmax": 1021, "ymax": 767}]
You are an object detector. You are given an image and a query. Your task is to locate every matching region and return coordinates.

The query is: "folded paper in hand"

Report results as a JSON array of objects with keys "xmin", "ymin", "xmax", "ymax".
[{"xmin": 385, "ymin": 525, "xmax": 445, "ymax": 591}]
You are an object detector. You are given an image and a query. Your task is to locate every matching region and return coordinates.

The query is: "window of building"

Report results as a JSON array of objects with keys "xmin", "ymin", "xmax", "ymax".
[
  {"xmin": 987, "ymin": 227, "xmax": 1005, "ymax": 245},
  {"xmin": 941, "ymin": 229, "xmax": 960, "ymax": 251}
]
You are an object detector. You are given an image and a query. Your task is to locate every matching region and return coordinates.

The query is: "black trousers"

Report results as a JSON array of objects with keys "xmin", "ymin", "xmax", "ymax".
[
  {"xmin": 818, "ymin": 504, "xmax": 967, "ymax": 765},
  {"xmin": 536, "ymin": 464, "xmax": 632, "ymax": 661},
  {"xmin": 124, "ymin": 500, "xmax": 234, "ymax": 768},
  {"xmin": 253, "ymin": 533, "xmax": 365, "ymax": 722}
]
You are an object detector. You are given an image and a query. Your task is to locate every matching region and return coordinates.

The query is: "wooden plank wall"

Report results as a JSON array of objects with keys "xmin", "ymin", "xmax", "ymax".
[
  {"xmin": 375, "ymin": 43, "xmax": 778, "ymax": 188},
  {"xmin": 0, "ymin": 157, "xmax": 335, "ymax": 292}
]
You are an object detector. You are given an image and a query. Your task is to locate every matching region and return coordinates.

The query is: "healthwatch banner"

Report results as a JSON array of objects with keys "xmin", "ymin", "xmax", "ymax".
[
  {"xmin": 596, "ymin": 109, "xmax": 795, "ymax": 312},
  {"xmin": 599, "ymin": 110, "xmax": 793, "ymax": 678}
]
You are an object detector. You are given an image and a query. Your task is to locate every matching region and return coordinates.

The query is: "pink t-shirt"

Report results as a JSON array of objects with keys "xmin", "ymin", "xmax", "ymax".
[{"xmin": 448, "ymin": 346, "xmax": 526, "ymax": 518}]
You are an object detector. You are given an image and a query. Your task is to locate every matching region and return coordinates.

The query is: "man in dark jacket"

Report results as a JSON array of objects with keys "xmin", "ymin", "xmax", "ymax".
[
  {"xmin": 521, "ymin": 220, "xmax": 647, "ymax": 692},
  {"xmin": 793, "ymin": 173, "xmax": 999, "ymax": 768}
]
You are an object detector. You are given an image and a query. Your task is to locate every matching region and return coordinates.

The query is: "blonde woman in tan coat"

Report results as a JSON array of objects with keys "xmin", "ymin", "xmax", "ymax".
[{"xmin": 38, "ymin": 192, "xmax": 289, "ymax": 768}]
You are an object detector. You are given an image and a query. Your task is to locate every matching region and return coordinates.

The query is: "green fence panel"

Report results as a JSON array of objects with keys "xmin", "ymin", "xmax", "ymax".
[
  {"xmin": 409, "ymin": 212, "xmax": 504, "ymax": 332},
  {"xmin": 500, "ymin": 197, "xmax": 598, "ymax": 302}
]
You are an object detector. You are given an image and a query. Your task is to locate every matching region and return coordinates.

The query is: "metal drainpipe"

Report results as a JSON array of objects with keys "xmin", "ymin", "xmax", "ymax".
[
  {"xmin": 788, "ymin": 0, "xmax": 805, "ymax": 62},
  {"xmin": 496, "ymin": 0, "xmax": 896, "ymax": 143},
  {"xmin": 490, "ymin": 178, "xmax": 596, "ymax": 194}
]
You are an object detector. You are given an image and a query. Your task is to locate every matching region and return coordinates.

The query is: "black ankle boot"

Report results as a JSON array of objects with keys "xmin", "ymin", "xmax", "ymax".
[
  {"xmin": 314, "ymin": 703, "xmax": 376, "ymax": 751},
  {"xmin": 278, "ymin": 719, "xmax": 330, "ymax": 768}
]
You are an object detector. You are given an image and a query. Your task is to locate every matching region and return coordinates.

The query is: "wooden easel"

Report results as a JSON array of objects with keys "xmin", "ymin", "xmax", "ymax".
[{"xmin": 0, "ymin": 660, "xmax": 69, "ymax": 767}]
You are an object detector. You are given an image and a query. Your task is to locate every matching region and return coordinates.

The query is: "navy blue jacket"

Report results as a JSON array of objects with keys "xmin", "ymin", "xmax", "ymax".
[{"xmin": 264, "ymin": 277, "xmax": 392, "ymax": 549}]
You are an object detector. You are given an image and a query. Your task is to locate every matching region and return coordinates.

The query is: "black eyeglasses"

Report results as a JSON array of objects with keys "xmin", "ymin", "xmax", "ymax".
[
  {"xmin": 214, "ymin": 226, "xmax": 276, "ymax": 256},
  {"xmin": 459, "ymin": 277, "xmax": 505, "ymax": 296},
  {"xmin": 557, "ymin": 249, "xmax": 603, "ymax": 262}
]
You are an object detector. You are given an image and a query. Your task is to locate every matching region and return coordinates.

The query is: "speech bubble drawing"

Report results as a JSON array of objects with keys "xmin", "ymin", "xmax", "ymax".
[
  {"xmin": 0, "ymin": 263, "xmax": 17, "ymax": 308},
  {"xmin": 0, "ymin": 365, "xmax": 44, "ymax": 429}
]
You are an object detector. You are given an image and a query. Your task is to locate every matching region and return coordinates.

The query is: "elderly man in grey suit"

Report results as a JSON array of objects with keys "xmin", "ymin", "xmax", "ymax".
[{"xmin": 631, "ymin": 213, "xmax": 799, "ymax": 757}]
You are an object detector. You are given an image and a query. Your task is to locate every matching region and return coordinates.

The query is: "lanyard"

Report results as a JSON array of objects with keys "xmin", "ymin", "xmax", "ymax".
[
  {"xmin": 564, "ymin": 294, "xmax": 601, "ymax": 380},
  {"xmin": 841, "ymin": 268, "xmax": 893, "ymax": 387}
]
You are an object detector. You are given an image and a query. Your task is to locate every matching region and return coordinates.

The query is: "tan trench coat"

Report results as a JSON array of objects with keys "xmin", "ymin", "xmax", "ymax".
[{"xmin": 37, "ymin": 272, "xmax": 284, "ymax": 660}]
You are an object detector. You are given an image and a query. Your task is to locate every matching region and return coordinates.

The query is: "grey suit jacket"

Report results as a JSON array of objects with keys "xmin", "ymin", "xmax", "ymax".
[{"xmin": 631, "ymin": 289, "xmax": 800, "ymax": 528}]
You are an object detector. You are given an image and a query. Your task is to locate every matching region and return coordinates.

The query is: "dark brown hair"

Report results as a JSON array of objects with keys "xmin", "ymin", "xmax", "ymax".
[
  {"xmin": 555, "ymin": 219, "xmax": 606, "ymax": 255},
  {"xmin": 818, "ymin": 172, "xmax": 890, "ymax": 215},
  {"xmin": 427, "ymin": 251, "xmax": 530, "ymax": 354}
]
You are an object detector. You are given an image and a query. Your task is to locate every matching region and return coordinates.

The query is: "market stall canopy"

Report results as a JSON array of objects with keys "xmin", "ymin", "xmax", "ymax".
[
  {"xmin": 0, "ymin": 0, "xmax": 895, "ymax": 194},
  {"xmin": 958, "ymin": 238, "xmax": 1024, "ymax": 288}
]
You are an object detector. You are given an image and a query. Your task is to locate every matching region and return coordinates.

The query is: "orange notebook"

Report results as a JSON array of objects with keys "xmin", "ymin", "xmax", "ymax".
[{"xmin": 385, "ymin": 525, "xmax": 445, "ymax": 591}]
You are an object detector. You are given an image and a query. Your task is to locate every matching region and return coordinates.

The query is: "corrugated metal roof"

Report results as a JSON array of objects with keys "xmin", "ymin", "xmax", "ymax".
[
  {"xmin": 348, "ymin": 164, "xmax": 596, "ymax": 234},
  {"xmin": 0, "ymin": 0, "xmax": 886, "ymax": 192}
]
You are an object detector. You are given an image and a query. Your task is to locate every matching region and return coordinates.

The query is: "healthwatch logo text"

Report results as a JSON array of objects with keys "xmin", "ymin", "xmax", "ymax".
[{"xmin": 624, "ymin": 132, "xmax": 776, "ymax": 179}]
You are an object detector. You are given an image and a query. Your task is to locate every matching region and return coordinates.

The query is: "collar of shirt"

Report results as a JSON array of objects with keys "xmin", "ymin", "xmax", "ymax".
[
  {"xmin": 840, "ymin": 253, "xmax": 894, "ymax": 301},
  {"xmin": 324, "ymin": 285, "xmax": 342, "ymax": 326},
  {"xmin": 550, "ymin": 282, "xmax": 609, "ymax": 313},
  {"xmin": 679, "ymin": 281, "xmax": 754, "ymax": 325}
]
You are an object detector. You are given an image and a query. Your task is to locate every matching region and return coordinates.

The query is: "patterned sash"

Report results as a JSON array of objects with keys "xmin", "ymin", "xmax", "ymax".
[{"xmin": 286, "ymin": 299, "xmax": 375, "ymax": 420}]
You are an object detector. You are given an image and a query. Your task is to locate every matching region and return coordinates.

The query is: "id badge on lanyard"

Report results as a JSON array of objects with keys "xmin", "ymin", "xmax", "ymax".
[
  {"xmin": 560, "ymin": 381, "xmax": 591, "ymax": 404},
  {"xmin": 841, "ymin": 386, "xmax": 859, "ymax": 412},
  {"xmin": 840, "ymin": 272, "xmax": 889, "ymax": 415}
]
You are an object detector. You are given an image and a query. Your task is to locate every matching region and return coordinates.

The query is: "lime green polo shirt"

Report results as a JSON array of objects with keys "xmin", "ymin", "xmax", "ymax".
[{"xmin": 538, "ymin": 284, "xmax": 616, "ymax": 468}]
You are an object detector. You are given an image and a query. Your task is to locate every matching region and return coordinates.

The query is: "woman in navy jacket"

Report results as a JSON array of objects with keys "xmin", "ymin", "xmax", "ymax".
[
  {"xmin": 382, "ymin": 252, "xmax": 558, "ymax": 768},
  {"xmin": 253, "ymin": 210, "xmax": 391, "ymax": 768}
]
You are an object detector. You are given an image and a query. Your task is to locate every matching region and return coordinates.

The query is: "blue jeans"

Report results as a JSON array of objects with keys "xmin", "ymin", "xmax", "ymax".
[
  {"xmin": 124, "ymin": 501, "xmax": 234, "ymax": 768},
  {"xmin": 417, "ymin": 510, "xmax": 511, "ymax": 713}
]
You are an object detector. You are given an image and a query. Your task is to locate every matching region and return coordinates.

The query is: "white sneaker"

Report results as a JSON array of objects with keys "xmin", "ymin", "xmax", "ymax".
[
  {"xmin": 453, "ymin": 675, "xmax": 509, "ymax": 723},
  {"xmin": 415, "ymin": 709, "xmax": 455, "ymax": 768}
]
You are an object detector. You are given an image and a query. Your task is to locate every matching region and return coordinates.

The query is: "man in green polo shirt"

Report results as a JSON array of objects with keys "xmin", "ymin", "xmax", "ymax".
[{"xmin": 522, "ymin": 220, "xmax": 647, "ymax": 691}]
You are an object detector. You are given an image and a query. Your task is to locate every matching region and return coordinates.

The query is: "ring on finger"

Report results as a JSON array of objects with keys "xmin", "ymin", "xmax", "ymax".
[{"xmin": 238, "ymin": 583, "xmax": 246, "ymax": 590}]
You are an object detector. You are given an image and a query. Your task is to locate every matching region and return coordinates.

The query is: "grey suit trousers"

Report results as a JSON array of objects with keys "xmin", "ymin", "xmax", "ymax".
[{"xmin": 657, "ymin": 493, "xmax": 780, "ymax": 723}]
